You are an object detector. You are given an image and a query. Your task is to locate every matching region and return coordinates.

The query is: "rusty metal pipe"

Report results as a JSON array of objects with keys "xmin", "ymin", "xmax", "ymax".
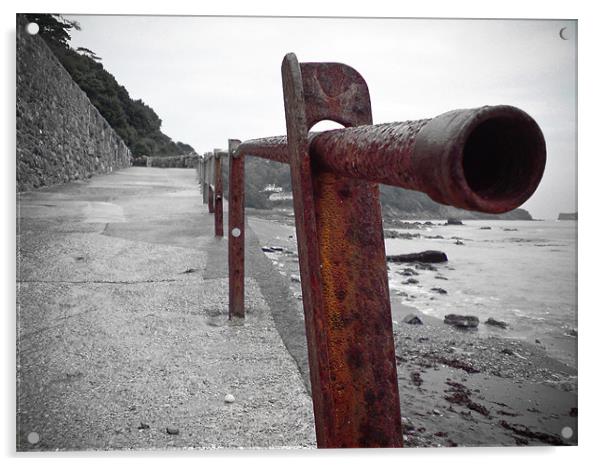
[{"xmin": 237, "ymin": 105, "xmax": 546, "ymax": 214}]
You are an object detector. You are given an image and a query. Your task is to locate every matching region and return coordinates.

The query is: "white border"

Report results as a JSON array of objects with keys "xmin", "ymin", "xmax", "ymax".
[{"xmin": 2, "ymin": 1, "xmax": 599, "ymax": 465}]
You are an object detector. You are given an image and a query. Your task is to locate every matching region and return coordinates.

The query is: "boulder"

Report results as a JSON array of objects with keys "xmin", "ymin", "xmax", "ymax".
[
  {"xmin": 430, "ymin": 287, "xmax": 448, "ymax": 294},
  {"xmin": 402, "ymin": 278, "xmax": 419, "ymax": 285},
  {"xmin": 445, "ymin": 218, "xmax": 463, "ymax": 225},
  {"xmin": 386, "ymin": 250, "xmax": 448, "ymax": 263},
  {"xmin": 415, "ymin": 262, "xmax": 438, "ymax": 271},
  {"xmin": 485, "ymin": 317, "xmax": 508, "ymax": 329},
  {"xmin": 384, "ymin": 229, "xmax": 421, "ymax": 239},
  {"xmin": 444, "ymin": 314, "xmax": 479, "ymax": 329},
  {"xmin": 402, "ymin": 313, "xmax": 423, "ymax": 325}
]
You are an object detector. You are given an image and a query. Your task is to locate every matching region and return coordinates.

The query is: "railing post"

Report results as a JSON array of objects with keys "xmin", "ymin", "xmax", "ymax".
[
  {"xmin": 208, "ymin": 154, "xmax": 215, "ymax": 214},
  {"xmin": 202, "ymin": 154, "xmax": 209, "ymax": 205},
  {"xmin": 213, "ymin": 149, "xmax": 224, "ymax": 237},
  {"xmin": 280, "ymin": 54, "xmax": 402, "ymax": 448},
  {"xmin": 228, "ymin": 139, "xmax": 244, "ymax": 319},
  {"xmin": 198, "ymin": 155, "xmax": 204, "ymax": 195}
]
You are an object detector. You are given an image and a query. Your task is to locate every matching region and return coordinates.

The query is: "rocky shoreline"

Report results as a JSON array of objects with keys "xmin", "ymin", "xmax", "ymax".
[
  {"xmin": 391, "ymin": 305, "xmax": 577, "ymax": 446},
  {"xmin": 246, "ymin": 209, "xmax": 577, "ymax": 447}
]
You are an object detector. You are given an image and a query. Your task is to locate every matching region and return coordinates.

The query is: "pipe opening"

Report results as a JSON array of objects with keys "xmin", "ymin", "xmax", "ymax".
[{"xmin": 462, "ymin": 116, "xmax": 543, "ymax": 203}]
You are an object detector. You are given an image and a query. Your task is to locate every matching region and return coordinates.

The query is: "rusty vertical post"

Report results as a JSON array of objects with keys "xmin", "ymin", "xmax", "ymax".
[
  {"xmin": 208, "ymin": 154, "xmax": 215, "ymax": 214},
  {"xmin": 228, "ymin": 139, "xmax": 244, "ymax": 319},
  {"xmin": 281, "ymin": 54, "xmax": 402, "ymax": 448},
  {"xmin": 198, "ymin": 156, "xmax": 204, "ymax": 196},
  {"xmin": 202, "ymin": 154, "xmax": 209, "ymax": 205},
  {"xmin": 214, "ymin": 149, "xmax": 224, "ymax": 237}
]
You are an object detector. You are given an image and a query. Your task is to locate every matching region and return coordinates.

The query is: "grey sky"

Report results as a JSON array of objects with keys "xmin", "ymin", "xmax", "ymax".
[{"xmin": 65, "ymin": 15, "xmax": 576, "ymax": 219}]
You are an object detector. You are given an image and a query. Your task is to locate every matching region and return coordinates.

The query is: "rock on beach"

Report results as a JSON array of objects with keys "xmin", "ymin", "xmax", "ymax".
[
  {"xmin": 387, "ymin": 250, "xmax": 448, "ymax": 264},
  {"xmin": 485, "ymin": 317, "xmax": 509, "ymax": 329},
  {"xmin": 444, "ymin": 314, "xmax": 479, "ymax": 329},
  {"xmin": 445, "ymin": 218, "xmax": 463, "ymax": 225},
  {"xmin": 403, "ymin": 314, "xmax": 424, "ymax": 325}
]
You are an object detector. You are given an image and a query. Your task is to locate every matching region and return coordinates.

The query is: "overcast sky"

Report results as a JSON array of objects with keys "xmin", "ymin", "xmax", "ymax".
[{"xmin": 65, "ymin": 15, "xmax": 576, "ymax": 219}]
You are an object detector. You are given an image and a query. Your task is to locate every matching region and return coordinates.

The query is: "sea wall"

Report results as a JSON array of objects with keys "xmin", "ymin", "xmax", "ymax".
[{"xmin": 16, "ymin": 16, "xmax": 131, "ymax": 191}]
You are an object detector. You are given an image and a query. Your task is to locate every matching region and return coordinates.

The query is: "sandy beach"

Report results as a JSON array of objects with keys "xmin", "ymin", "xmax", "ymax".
[{"xmin": 247, "ymin": 209, "xmax": 577, "ymax": 447}]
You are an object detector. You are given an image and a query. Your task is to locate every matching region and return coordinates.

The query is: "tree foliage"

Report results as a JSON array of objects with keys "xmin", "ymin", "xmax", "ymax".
[
  {"xmin": 76, "ymin": 47, "xmax": 102, "ymax": 61},
  {"xmin": 26, "ymin": 14, "xmax": 196, "ymax": 157}
]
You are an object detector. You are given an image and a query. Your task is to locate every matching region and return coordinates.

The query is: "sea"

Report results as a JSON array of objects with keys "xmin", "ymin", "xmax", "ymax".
[{"xmin": 385, "ymin": 219, "xmax": 577, "ymax": 368}]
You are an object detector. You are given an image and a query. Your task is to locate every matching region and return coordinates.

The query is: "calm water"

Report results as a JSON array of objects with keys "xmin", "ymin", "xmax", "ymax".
[{"xmin": 386, "ymin": 220, "xmax": 577, "ymax": 367}]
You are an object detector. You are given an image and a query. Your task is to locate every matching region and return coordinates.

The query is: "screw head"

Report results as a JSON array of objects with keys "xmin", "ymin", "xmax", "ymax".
[{"xmin": 26, "ymin": 23, "xmax": 39, "ymax": 35}]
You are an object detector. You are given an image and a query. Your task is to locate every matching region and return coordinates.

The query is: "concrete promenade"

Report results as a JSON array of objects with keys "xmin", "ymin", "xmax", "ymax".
[{"xmin": 17, "ymin": 167, "xmax": 315, "ymax": 450}]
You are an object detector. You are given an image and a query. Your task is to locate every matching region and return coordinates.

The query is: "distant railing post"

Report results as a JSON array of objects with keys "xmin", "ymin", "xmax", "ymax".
[
  {"xmin": 213, "ymin": 148, "xmax": 225, "ymax": 237},
  {"xmin": 202, "ymin": 154, "xmax": 209, "ymax": 205},
  {"xmin": 208, "ymin": 154, "xmax": 215, "ymax": 214},
  {"xmin": 228, "ymin": 139, "xmax": 244, "ymax": 319},
  {"xmin": 198, "ymin": 155, "xmax": 204, "ymax": 195}
]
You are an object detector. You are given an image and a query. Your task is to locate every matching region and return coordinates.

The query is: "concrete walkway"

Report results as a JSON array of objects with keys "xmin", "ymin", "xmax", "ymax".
[{"xmin": 16, "ymin": 167, "xmax": 315, "ymax": 451}]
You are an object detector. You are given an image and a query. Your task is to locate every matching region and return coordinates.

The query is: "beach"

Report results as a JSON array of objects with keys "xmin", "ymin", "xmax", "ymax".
[{"xmin": 247, "ymin": 209, "xmax": 578, "ymax": 447}]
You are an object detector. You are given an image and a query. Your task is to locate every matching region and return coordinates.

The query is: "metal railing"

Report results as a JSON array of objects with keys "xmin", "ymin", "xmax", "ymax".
[
  {"xmin": 200, "ymin": 53, "xmax": 547, "ymax": 448},
  {"xmin": 199, "ymin": 149, "xmax": 225, "ymax": 232}
]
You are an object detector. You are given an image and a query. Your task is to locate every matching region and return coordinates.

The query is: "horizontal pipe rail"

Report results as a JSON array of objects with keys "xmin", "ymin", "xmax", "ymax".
[{"xmin": 237, "ymin": 105, "xmax": 546, "ymax": 214}]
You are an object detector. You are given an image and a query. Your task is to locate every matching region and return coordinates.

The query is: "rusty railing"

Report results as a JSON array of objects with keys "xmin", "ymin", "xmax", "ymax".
[
  {"xmin": 207, "ymin": 53, "xmax": 546, "ymax": 448},
  {"xmin": 199, "ymin": 149, "xmax": 226, "ymax": 236}
]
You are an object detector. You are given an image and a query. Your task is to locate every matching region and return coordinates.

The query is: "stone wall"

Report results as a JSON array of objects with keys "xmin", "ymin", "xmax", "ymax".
[
  {"xmin": 16, "ymin": 16, "xmax": 131, "ymax": 191},
  {"xmin": 133, "ymin": 154, "xmax": 199, "ymax": 168}
]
